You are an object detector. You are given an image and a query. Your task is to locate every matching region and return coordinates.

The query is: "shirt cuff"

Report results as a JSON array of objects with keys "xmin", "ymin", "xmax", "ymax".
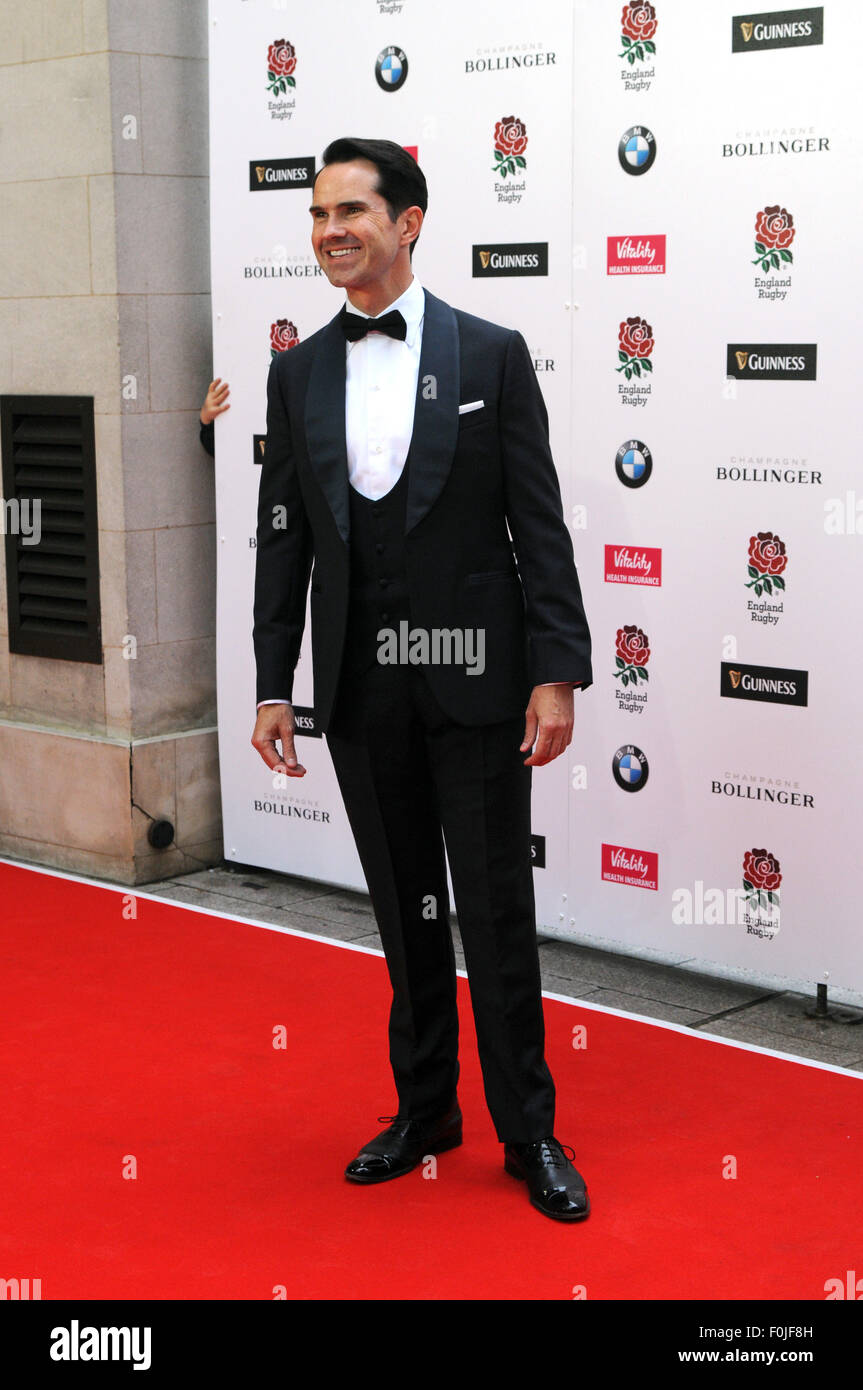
[{"xmin": 257, "ymin": 699, "xmax": 292, "ymax": 708}]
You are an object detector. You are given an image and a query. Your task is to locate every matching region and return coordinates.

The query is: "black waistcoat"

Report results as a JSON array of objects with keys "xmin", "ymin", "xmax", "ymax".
[{"xmin": 340, "ymin": 457, "xmax": 412, "ymax": 677}]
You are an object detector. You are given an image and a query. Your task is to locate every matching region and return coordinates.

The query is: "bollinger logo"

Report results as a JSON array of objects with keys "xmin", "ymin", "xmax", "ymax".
[
  {"xmin": 270, "ymin": 319, "xmax": 300, "ymax": 361},
  {"xmin": 721, "ymin": 660, "xmax": 808, "ymax": 706},
  {"xmin": 732, "ymin": 8, "xmax": 824, "ymax": 52}
]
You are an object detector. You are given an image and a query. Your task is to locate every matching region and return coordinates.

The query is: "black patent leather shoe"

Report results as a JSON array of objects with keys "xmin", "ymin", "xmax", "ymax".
[
  {"xmin": 504, "ymin": 1136, "xmax": 590, "ymax": 1221},
  {"xmin": 344, "ymin": 1101, "xmax": 463, "ymax": 1184}
]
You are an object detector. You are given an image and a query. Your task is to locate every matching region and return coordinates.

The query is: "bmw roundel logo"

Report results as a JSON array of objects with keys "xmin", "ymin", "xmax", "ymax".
[
  {"xmin": 618, "ymin": 126, "xmax": 656, "ymax": 175},
  {"xmin": 615, "ymin": 439, "xmax": 653, "ymax": 489},
  {"xmin": 375, "ymin": 46, "xmax": 408, "ymax": 92},
  {"xmin": 613, "ymin": 744, "xmax": 649, "ymax": 792}
]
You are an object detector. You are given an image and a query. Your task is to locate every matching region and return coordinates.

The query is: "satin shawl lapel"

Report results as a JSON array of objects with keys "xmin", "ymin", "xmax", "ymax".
[
  {"xmin": 304, "ymin": 313, "xmax": 350, "ymax": 545},
  {"xmin": 405, "ymin": 290, "xmax": 460, "ymax": 534}
]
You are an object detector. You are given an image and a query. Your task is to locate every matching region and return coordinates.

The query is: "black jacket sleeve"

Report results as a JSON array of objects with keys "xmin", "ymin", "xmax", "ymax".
[{"xmin": 252, "ymin": 354, "xmax": 314, "ymax": 704}]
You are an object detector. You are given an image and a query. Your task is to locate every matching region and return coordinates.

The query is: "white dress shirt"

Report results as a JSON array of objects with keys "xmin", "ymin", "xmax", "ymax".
[
  {"xmin": 257, "ymin": 276, "xmax": 575, "ymax": 706},
  {"xmin": 345, "ymin": 276, "xmax": 424, "ymax": 499}
]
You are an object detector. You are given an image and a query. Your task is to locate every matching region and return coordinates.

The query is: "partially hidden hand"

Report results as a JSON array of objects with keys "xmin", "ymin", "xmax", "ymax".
[
  {"xmin": 520, "ymin": 684, "xmax": 574, "ymax": 767},
  {"xmin": 251, "ymin": 702, "xmax": 307, "ymax": 778},
  {"xmin": 200, "ymin": 378, "xmax": 230, "ymax": 425}
]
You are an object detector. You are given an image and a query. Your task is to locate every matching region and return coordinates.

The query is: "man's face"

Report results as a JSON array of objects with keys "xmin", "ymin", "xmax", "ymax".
[{"xmin": 310, "ymin": 159, "xmax": 411, "ymax": 294}]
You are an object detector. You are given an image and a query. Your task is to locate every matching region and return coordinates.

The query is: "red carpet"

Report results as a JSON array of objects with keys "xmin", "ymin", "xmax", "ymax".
[{"xmin": 0, "ymin": 859, "xmax": 861, "ymax": 1300}]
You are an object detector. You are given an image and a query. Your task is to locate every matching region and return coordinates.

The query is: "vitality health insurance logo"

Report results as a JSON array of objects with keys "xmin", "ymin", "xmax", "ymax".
[
  {"xmin": 492, "ymin": 116, "xmax": 527, "ymax": 203},
  {"xmin": 266, "ymin": 38, "xmax": 297, "ymax": 122},
  {"xmin": 608, "ymin": 235, "xmax": 666, "ymax": 275},
  {"xmin": 605, "ymin": 545, "xmax": 662, "ymax": 586},
  {"xmin": 617, "ymin": 316, "xmax": 654, "ymax": 406},
  {"xmin": 619, "ymin": 3, "xmax": 657, "ymax": 91},
  {"xmin": 732, "ymin": 7, "xmax": 824, "ymax": 52},
  {"xmin": 602, "ymin": 842, "xmax": 659, "ymax": 891},
  {"xmin": 745, "ymin": 531, "xmax": 787, "ymax": 625},
  {"xmin": 614, "ymin": 625, "xmax": 650, "ymax": 714},
  {"xmin": 269, "ymin": 319, "xmax": 300, "ymax": 361},
  {"xmin": 752, "ymin": 204, "xmax": 795, "ymax": 301}
]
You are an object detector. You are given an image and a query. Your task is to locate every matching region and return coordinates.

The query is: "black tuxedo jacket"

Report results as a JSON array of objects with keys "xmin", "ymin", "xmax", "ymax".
[{"xmin": 253, "ymin": 288, "xmax": 592, "ymax": 732}]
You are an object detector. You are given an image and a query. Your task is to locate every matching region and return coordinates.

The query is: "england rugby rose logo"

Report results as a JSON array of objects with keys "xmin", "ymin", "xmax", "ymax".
[
  {"xmin": 619, "ymin": 3, "xmax": 657, "ymax": 62},
  {"xmin": 752, "ymin": 205, "xmax": 794, "ymax": 274},
  {"xmin": 492, "ymin": 117, "xmax": 528, "ymax": 179},
  {"xmin": 617, "ymin": 316, "xmax": 654, "ymax": 379},
  {"xmin": 746, "ymin": 531, "xmax": 787, "ymax": 596},
  {"xmin": 742, "ymin": 848, "xmax": 781, "ymax": 913},
  {"xmin": 267, "ymin": 39, "xmax": 296, "ymax": 94},
  {"xmin": 270, "ymin": 319, "xmax": 300, "ymax": 359},
  {"xmin": 614, "ymin": 625, "xmax": 650, "ymax": 687}
]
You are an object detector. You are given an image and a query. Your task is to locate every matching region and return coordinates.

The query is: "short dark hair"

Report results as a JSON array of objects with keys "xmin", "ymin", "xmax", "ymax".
[{"xmin": 319, "ymin": 137, "xmax": 428, "ymax": 258}]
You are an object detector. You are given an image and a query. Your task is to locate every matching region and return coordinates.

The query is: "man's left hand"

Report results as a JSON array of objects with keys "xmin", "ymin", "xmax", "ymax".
[{"xmin": 520, "ymin": 684, "xmax": 574, "ymax": 767}]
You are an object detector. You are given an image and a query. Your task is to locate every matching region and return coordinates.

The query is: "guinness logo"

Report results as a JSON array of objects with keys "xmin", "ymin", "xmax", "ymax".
[
  {"xmin": 248, "ymin": 157, "xmax": 315, "ymax": 191},
  {"xmin": 728, "ymin": 344, "xmax": 817, "ymax": 380},
  {"xmin": 740, "ymin": 21, "xmax": 754, "ymax": 41},
  {"xmin": 471, "ymin": 243, "xmax": 548, "ymax": 277},
  {"xmin": 721, "ymin": 661, "xmax": 808, "ymax": 707}
]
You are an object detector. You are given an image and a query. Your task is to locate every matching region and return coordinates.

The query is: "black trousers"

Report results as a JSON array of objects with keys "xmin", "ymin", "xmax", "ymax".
[{"xmin": 326, "ymin": 657, "xmax": 556, "ymax": 1144}]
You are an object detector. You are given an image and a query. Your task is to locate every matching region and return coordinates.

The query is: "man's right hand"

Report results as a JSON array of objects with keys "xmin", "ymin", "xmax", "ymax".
[{"xmin": 251, "ymin": 702, "xmax": 307, "ymax": 778}]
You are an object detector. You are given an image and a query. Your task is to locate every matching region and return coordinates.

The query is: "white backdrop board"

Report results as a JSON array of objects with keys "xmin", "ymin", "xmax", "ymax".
[{"xmin": 209, "ymin": 1, "xmax": 862, "ymax": 998}]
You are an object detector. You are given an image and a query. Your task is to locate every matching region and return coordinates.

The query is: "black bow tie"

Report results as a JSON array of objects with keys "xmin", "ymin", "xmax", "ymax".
[{"xmin": 341, "ymin": 308, "xmax": 407, "ymax": 343}]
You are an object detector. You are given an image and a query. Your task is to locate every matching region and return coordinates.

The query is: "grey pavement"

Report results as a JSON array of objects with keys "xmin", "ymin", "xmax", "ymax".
[{"xmin": 140, "ymin": 860, "xmax": 863, "ymax": 1077}]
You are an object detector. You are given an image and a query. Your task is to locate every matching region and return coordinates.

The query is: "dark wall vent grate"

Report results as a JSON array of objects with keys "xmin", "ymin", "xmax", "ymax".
[{"xmin": 1, "ymin": 396, "xmax": 102, "ymax": 664}]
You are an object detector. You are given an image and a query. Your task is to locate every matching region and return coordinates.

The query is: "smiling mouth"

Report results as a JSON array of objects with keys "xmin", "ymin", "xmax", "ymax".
[{"xmin": 327, "ymin": 246, "xmax": 361, "ymax": 258}]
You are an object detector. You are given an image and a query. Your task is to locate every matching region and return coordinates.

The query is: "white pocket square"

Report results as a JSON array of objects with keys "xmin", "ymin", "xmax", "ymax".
[{"xmin": 458, "ymin": 400, "xmax": 484, "ymax": 414}]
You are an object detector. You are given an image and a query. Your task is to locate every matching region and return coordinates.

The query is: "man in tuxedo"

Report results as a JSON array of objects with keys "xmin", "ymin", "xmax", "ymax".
[{"xmin": 251, "ymin": 138, "xmax": 593, "ymax": 1221}]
